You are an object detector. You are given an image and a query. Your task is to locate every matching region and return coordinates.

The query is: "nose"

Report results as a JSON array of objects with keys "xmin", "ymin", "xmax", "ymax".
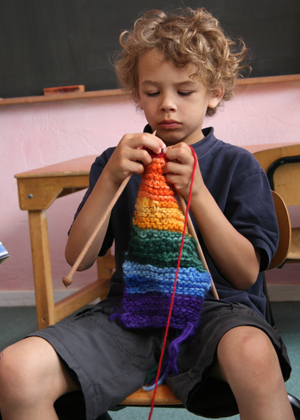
[{"xmin": 160, "ymin": 92, "xmax": 177, "ymax": 112}]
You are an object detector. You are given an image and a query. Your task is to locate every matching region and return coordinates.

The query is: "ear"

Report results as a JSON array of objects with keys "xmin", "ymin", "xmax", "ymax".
[
  {"xmin": 135, "ymin": 87, "xmax": 143, "ymax": 109},
  {"xmin": 208, "ymin": 84, "xmax": 224, "ymax": 109}
]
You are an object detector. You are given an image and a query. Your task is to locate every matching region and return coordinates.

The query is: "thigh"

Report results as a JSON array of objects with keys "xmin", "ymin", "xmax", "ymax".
[
  {"xmin": 167, "ymin": 301, "xmax": 291, "ymax": 418},
  {"xmin": 29, "ymin": 305, "xmax": 163, "ymax": 419}
]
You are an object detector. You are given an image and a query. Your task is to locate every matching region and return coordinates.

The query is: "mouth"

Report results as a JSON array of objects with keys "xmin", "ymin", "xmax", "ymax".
[{"xmin": 158, "ymin": 119, "xmax": 181, "ymax": 130}]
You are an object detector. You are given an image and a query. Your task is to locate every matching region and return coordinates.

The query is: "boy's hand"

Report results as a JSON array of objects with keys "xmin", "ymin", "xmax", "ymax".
[
  {"xmin": 163, "ymin": 143, "xmax": 204, "ymax": 202},
  {"xmin": 103, "ymin": 132, "xmax": 166, "ymax": 186}
]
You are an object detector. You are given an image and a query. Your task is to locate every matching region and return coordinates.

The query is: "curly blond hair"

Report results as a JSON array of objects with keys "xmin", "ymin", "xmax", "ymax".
[{"xmin": 115, "ymin": 8, "xmax": 248, "ymax": 116}]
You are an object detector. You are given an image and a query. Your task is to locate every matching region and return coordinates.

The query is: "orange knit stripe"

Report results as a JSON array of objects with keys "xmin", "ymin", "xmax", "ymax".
[
  {"xmin": 133, "ymin": 216, "xmax": 185, "ymax": 232},
  {"xmin": 138, "ymin": 156, "xmax": 177, "ymax": 202}
]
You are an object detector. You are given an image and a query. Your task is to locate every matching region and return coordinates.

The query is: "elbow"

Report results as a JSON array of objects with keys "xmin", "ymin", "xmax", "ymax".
[
  {"xmin": 226, "ymin": 261, "xmax": 260, "ymax": 291},
  {"xmin": 74, "ymin": 262, "xmax": 87, "ymax": 272},
  {"xmin": 239, "ymin": 277, "xmax": 257, "ymax": 291},
  {"xmin": 64, "ymin": 248, "xmax": 83, "ymax": 272},
  {"xmin": 65, "ymin": 258, "xmax": 91, "ymax": 273},
  {"xmin": 235, "ymin": 267, "xmax": 260, "ymax": 291},
  {"xmin": 238, "ymin": 248, "xmax": 261, "ymax": 290},
  {"xmin": 65, "ymin": 247, "xmax": 95, "ymax": 272},
  {"xmin": 65, "ymin": 252, "xmax": 89, "ymax": 272}
]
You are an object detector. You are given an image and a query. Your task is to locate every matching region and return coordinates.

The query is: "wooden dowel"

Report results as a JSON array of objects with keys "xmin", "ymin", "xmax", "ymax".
[
  {"xmin": 62, "ymin": 131, "xmax": 158, "ymax": 288},
  {"xmin": 62, "ymin": 174, "xmax": 132, "ymax": 287},
  {"xmin": 178, "ymin": 194, "xmax": 219, "ymax": 300}
]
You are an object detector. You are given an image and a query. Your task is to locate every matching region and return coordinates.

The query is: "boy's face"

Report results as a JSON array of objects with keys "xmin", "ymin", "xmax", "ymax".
[{"xmin": 136, "ymin": 50, "xmax": 223, "ymax": 146}]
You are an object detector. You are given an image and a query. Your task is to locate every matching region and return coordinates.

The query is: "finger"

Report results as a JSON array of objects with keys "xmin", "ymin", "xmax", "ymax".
[
  {"xmin": 163, "ymin": 160, "xmax": 186, "ymax": 175},
  {"xmin": 128, "ymin": 147, "xmax": 153, "ymax": 167},
  {"xmin": 126, "ymin": 160, "xmax": 146, "ymax": 175},
  {"xmin": 164, "ymin": 173, "xmax": 191, "ymax": 197},
  {"xmin": 165, "ymin": 143, "xmax": 192, "ymax": 164},
  {"xmin": 130, "ymin": 133, "xmax": 166, "ymax": 154}
]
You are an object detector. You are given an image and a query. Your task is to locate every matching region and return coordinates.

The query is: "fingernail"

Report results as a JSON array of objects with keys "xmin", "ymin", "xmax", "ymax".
[{"xmin": 163, "ymin": 147, "xmax": 168, "ymax": 154}]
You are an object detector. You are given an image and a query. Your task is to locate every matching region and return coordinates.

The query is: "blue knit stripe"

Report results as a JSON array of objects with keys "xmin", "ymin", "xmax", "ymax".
[{"xmin": 123, "ymin": 260, "xmax": 211, "ymax": 298}]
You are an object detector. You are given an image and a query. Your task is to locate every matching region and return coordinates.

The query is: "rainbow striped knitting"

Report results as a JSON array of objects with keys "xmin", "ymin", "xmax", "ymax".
[{"xmin": 113, "ymin": 150, "xmax": 211, "ymax": 380}]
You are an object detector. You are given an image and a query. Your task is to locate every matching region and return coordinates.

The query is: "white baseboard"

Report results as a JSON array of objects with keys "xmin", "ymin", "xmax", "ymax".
[
  {"xmin": 267, "ymin": 285, "xmax": 300, "ymax": 302},
  {"xmin": 0, "ymin": 289, "xmax": 82, "ymax": 307},
  {"xmin": 0, "ymin": 286, "xmax": 299, "ymax": 307}
]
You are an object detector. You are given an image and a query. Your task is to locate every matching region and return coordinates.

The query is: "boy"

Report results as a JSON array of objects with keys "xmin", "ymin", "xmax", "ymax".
[{"xmin": 0, "ymin": 8, "xmax": 294, "ymax": 420}]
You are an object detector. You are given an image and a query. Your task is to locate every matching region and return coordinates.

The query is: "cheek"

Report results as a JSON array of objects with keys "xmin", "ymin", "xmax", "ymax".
[
  {"xmin": 142, "ymin": 103, "xmax": 156, "ymax": 117},
  {"xmin": 137, "ymin": 95, "xmax": 143, "ymax": 110}
]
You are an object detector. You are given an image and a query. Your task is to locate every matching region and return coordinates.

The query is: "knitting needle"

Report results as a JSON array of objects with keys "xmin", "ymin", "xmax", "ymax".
[
  {"xmin": 62, "ymin": 173, "xmax": 132, "ymax": 287},
  {"xmin": 177, "ymin": 194, "xmax": 219, "ymax": 300},
  {"xmin": 62, "ymin": 131, "xmax": 158, "ymax": 287}
]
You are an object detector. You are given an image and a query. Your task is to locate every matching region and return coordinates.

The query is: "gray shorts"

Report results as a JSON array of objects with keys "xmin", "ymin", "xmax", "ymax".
[{"xmin": 30, "ymin": 299, "xmax": 291, "ymax": 420}]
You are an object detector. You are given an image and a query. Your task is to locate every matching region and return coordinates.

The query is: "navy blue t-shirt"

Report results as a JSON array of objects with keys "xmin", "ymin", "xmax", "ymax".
[{"xmin": 72, "ymin": 127, "xmax": 279, "ymax": 318}]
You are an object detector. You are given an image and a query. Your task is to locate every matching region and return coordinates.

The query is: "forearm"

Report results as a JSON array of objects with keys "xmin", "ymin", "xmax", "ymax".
[
  {"xmin": 65, "ymin": 170, "xmax": 118, "ymax": 271},
  {"xmin": 65, "ymin": 132, "xmax": 166, "ymax": 271},
  {"xmin": 190, "ymin": 186, "xmax": 261, "ymax": 290}
]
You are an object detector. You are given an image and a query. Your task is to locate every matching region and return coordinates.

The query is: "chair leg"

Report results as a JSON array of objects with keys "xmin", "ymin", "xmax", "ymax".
[
  {"xmin": 263, "ymin": 273, "xmax": 276, "ymax": 329},
  {"xmin": 96, "ymin": 413, "xmax": 113, "ymax": 420},
  {"xmin": 288, "ymin": 394, "xmax": 300, "ymax": 420}
]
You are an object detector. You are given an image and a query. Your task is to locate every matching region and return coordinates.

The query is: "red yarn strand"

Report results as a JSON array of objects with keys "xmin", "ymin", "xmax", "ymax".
[{"xmin": 148, "ymin": 146, "xmax": 197, "ymax": 420}]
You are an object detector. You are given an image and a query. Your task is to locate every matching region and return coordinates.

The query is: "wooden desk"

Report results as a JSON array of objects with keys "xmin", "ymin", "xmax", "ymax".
[
  {"xmin": 15, "ymin": 155, "xmax": 96, "ymax": 211},
  {"xmin": 15, "ymin": 143, "xmax": 298, "ymax": 328},
  {"xmin": 15, "ymin": 155, "xmax": 104, "ymax": 329}
]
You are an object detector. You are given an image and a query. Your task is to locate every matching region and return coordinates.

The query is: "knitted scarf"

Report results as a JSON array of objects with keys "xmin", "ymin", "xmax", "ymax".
[{"xmin": 112, "ymin": 150, "xmax": 211, "ymax": 384}]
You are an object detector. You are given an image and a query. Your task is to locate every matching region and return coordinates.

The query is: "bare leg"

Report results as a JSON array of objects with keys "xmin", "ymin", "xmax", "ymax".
[
  {"xmin": 213, "ymin": 326, "xmax": 294, "ymax": 420},
  {"xmin": 0, "ymin": 337, "xmax": 78, "ymax": 420}
]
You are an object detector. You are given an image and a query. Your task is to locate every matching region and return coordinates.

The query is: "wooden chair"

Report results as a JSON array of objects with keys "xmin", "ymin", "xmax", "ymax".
[
  {"xmin": 16, "ymin": 160, "xmax": 299, "ymax": 415},
  {"xmin": 253, "ymin": 144, "xmax": 300, "ymax": 265},
  {"xmin": 53, "ymin": 190, "xmax": 300, "ymax": 418},
  {"xmin": 95, "ymin": 190, "xmax": 291, "ymax": 409}
]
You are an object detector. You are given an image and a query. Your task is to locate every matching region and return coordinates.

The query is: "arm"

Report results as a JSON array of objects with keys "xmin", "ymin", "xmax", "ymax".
[
  {"xmin": 65, "ymin": 132, "xmax": 166, "ymax": 271},
  {"xmin": 163, "ymin": 143, "xmax": 261, "ymax": 290}
]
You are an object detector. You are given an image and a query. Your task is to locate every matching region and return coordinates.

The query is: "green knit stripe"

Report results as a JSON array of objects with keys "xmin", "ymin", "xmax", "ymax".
[{"xmin": 126, "ymin": 225, "xmax": 206, "ymax": 272}]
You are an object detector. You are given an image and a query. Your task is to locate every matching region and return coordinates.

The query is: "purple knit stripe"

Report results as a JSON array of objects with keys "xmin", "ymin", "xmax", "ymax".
[{"xmin": 119, "ymin": 291, "xmax": 203, "ymax": 330}]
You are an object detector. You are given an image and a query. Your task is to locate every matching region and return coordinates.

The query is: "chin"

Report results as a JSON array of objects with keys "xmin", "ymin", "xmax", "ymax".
[{"xmin": 158, "ymin": 130, "xmax": 185, "ymax": 144}]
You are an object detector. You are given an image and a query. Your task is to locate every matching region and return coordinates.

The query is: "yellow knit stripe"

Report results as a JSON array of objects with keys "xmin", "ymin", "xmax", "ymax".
[
  {"xmin": 133, "ymin": 196, "xmax": 185, "ymax": 232},
  {"xmin": 136, "ymin": 196, "xmax": 179, "ymax": 209}
]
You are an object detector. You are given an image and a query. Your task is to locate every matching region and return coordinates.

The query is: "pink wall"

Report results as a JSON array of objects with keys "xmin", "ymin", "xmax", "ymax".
[{"xmin": 1, "ymin": 81, "xmax": 300, "ymax": 292}]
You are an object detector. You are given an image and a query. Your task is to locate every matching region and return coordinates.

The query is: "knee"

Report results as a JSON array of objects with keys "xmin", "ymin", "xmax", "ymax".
[
  {"xmin": 0, "ymin": 340, "xmax": 49, "ymax": 408},
  {"xmin": 237, "ymin": 329, "xmax": 275, "ymax": 374},
  {"xmin": 0, "ymin": 345, "xmax": 35, "ymax": 407},
  {"xmin": 217, "ymin": 327, "xmax": 282, "ymax": 388}
]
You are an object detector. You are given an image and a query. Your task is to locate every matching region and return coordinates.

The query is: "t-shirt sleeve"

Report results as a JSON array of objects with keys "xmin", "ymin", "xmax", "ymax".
[{"xmin": 224, "ymin": 163, "xmax": 279, "ymax": 272}]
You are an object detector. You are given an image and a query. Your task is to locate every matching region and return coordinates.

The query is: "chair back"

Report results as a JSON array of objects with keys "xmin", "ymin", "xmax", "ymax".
[
  {"xmin": 253, "ymin": 144, "xmax": 300, "ymax": 206},
  {"xmin": 254, "ymin": 145, "xmax": 300, "ymax": 264},
  {"xmin": 269, "ymin": 190, "xmax": 291, "ymax": 269}
]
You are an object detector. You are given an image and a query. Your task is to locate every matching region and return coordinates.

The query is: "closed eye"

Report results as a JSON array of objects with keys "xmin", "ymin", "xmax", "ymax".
[
  {"xmin": 178, "ymin": 91, "xmax": 194, "ymax": 96},
  {"xmin": 145, "ymin": 91, "xmax": 159, "ymax": 97}
]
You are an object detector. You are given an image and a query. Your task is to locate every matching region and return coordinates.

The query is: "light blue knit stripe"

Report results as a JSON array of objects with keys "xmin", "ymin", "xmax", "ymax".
[{"xmin": 123, "ymin": 260, "xmax": 211, "ymax": 298}]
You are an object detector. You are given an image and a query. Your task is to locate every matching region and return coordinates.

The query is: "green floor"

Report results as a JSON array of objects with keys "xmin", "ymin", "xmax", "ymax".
[{"xmin": 0, "ymin": 302, "xmax": 299, "ymax": 419}]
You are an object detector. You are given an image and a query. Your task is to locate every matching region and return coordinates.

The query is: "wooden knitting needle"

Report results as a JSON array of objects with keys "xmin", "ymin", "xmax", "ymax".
[
  {"xmin": 62, "ymin": 131, "xmax": 158, "ymax": 288},
  {"xmin": 178, "ymin": 194, "xmax": 219, "ymax": 300},
  {"xmin": 62, "ymin": 173, "xmax": 132, "ymax": 287}
]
